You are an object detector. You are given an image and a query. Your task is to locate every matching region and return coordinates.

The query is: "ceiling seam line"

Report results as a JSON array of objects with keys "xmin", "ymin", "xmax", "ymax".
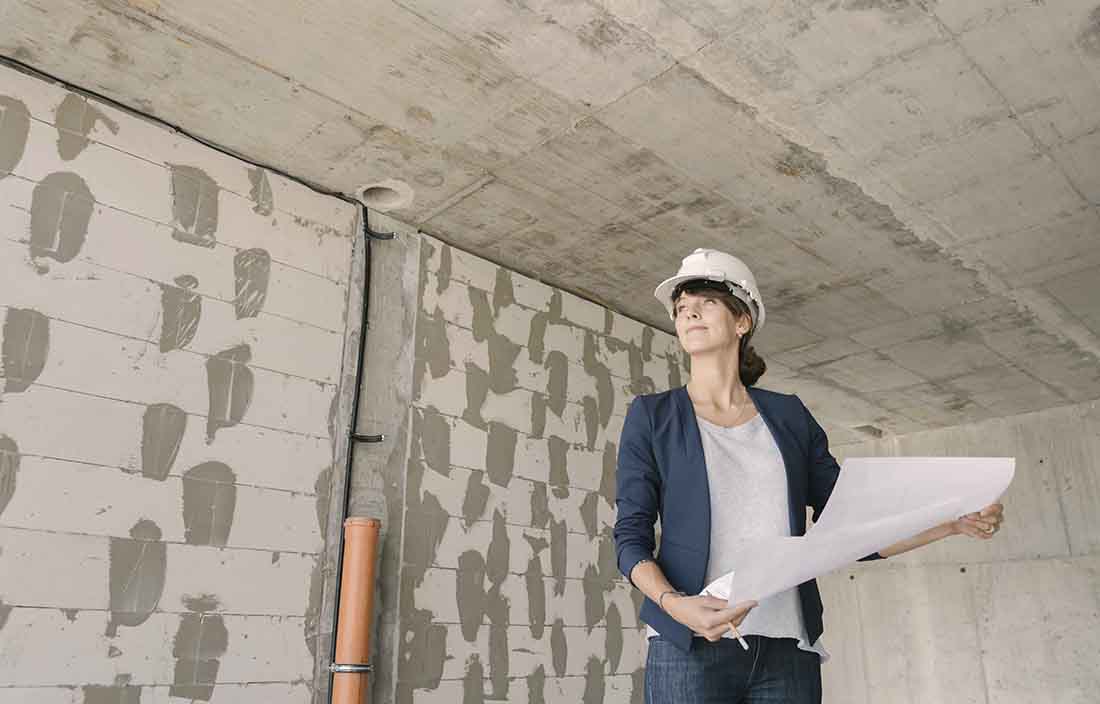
[{"xmin": 0, "ymin": 55, "xmax": 358, "ymax": 207}]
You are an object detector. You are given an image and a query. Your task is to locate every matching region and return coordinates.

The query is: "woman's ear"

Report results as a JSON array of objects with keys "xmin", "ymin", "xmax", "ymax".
[{"xmin": 738, "ymin": 314, "xmax": 752, "ymax": 337}]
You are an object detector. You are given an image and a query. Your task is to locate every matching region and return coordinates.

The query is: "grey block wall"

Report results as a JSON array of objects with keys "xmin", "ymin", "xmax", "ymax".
[
  {"xmin": 824, "ymin": 399, "xmax": 1100, "ymax": 704},
  {"xmin": 0, "ymin": 64, "xmax": 361, "ymax": 702},
  {"xmin": 341, "ymin": 215, "xmax": 690, "ymax": 704}
]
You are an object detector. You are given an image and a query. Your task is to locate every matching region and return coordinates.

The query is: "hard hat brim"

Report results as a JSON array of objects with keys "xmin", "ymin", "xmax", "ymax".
[
  {"xmin": 654, "ymin": 273, "xmax": 724, "ymax": 319},
  {"xmin": 654, "ymin": 273, "xmax": 766, "ymax": 330}
]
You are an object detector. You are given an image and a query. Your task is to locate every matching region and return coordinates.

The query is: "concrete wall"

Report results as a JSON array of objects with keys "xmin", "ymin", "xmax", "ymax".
[
  {"xmin": 347, "ymin": 214, "xmax": 689, "ymax": 704},
  {"xmin": 824, "ymin": 399, "xmax": 1100, "ymax": 704},
  {"xmin": 0, "ymin": 63, "xmax": 361, "ymax": 702}
]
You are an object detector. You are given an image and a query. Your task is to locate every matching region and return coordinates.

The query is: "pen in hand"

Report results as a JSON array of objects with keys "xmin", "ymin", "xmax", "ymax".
[{"xmin": 729, "ymin": 621, "xmax": 749, "ymax": 650}]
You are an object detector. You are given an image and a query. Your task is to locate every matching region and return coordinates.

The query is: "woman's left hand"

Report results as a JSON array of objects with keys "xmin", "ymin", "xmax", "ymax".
[{"xmin": 950, "ymin": 502, "xmax": 1005, "ymax": 539}]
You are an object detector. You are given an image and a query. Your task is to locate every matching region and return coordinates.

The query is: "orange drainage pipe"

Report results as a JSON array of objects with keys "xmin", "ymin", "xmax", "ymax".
[{"xmin": 330, "ymin": 517, "xmax": 381, "ymax": 704}]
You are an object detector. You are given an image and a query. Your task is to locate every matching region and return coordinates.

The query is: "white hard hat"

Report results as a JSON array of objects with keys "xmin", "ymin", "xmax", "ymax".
[{"xmin": 654, "ymin": 248, "xmax": 766, "ymax": 331}]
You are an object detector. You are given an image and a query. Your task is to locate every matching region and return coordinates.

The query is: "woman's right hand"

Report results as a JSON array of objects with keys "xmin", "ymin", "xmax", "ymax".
[{"xmin": 664, "ymin": 595, "xmax": 757, "ymax": 642}]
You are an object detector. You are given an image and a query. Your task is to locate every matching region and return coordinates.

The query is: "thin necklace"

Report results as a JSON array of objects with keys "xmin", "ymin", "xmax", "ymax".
[
  {"xmin": 689, "ymin": 387, "xmax": 755, "ymax": 428},
  {"xmin": 722, "ymin": 397, "xmax": 754, "ymax": 427}
]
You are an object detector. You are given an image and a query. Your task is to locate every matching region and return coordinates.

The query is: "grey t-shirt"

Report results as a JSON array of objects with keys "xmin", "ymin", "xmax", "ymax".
[{"xmin": 650, "ymin": 413, "xmax": 828, "ymax": 659}]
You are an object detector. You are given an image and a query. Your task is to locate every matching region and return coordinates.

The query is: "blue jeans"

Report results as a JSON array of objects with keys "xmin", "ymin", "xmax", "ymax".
[{"xmin": 645, "ymin": 636, "xmax": 822, "ymax": 704}]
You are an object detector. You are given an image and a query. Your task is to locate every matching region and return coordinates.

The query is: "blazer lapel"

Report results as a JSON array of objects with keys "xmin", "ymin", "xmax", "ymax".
[
  {"xmin": 673, "ymin": 386, "xmax": 712, "ymax": 578},
  {"xmin": 675, "ymin": 385, "xmax": 706, "ymax": 482}
]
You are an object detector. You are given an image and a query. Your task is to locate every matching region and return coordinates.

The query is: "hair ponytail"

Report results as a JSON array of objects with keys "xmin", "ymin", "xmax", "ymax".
[{"xmin": 739, "ymin": 335, "xmax": 766, "ymax": 386}]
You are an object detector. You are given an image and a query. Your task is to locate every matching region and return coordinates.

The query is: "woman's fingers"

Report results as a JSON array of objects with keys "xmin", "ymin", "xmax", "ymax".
[
  {"xmin": 957, "ymin": 518, "xmax": 995, "ymax": 539},
  {"xmin": 975, "ymin": 503, "xmax": 1005, "ymax": 528},
  {"xmin": 675, "ymin": 598, "xmax": 759, "ymax": 641},
  {"xmin": 957, "ymin": 501, "xmax": 1005, "ymax": 539},
  {"xmin": 960, "ymin": 524, "xmax": 992, "ymax": 539},
  {"xmin": 702, "ymin": 622, "xmax": 736, "ymax": 641},
  {"xmin": 949, "ymin": 502, "xmax": 1007, "ymax": 540},
  {"xmin": 694, "ymin": 596, "xmax": 753, "ymax": 618},
  {"xmin": 730, "ymin": 600, "xmax": 758, "ymax": 620},
  {"xmin": 980, "ymin": 503, "xmax": 1004, "ymax": 518},
  {"xmin": 710, "ymin": 601, "xmax": 757, "ymax": 628},
  {"xmin": 696, "ymin": 595, "xmax": 730, "ymax": 610},
  {"xmin": 962, "ymin": 515, "xmax": 995, "ymax": 530},
  {"xmin": 679, "ymin": 596, "xmax": 759, "ymax": 639}
]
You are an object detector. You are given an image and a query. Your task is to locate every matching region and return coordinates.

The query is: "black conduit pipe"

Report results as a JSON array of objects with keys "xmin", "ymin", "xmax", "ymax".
[{"xmin": 326, "ymin": 207, "xmax": 395, "ymax": 700}]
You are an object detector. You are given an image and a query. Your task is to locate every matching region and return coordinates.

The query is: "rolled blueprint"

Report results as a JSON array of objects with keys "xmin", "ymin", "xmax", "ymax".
[{"xmin": 704, "ymin": 457, "xmax": 1015, "ymax": 604}]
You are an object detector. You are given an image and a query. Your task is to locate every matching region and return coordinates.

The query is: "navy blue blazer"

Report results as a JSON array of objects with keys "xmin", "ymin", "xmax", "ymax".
[{"xmin": 614, "ymin": 385, "xmax": 882, "ymax": 653}]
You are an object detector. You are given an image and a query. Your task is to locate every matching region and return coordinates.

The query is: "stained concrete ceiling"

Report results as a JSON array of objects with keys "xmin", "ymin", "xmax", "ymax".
[{"xmin": 4, "ymin": 0, "xmax": 1100, "ymax": 441}]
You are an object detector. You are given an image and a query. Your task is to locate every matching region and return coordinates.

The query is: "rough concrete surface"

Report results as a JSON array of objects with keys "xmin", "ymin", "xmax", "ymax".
[
  {"xmin": 2, "ymin": 0, "xmax": 1098, "ymax": 439},
  {"xmin": 829, "ymin": 399, "xmax": 1100, "ymax": 704}
]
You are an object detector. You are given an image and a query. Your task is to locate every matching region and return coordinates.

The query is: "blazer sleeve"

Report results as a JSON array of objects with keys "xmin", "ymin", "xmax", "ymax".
[
  {"xmin": 800, "ymin": 397, "xmax": 884, "ymax": 562},
  {"xmin": 614, "ymin": 398, "xmax": 661, "ymax": 585}
]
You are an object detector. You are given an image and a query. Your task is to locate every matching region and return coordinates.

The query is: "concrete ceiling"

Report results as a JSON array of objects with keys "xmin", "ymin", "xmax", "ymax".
[{"xmin": 4, "ymin": 0, "xmax": 1100, "ymax": 440}]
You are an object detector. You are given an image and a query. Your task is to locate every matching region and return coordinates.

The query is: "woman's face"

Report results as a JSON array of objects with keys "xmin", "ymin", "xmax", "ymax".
[{"xmin": 673, "ymin": 291, "xmax": 749, "ymax": 355}]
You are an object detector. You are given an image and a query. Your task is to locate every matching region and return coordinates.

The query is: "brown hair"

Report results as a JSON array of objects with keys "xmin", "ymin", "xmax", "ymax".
[{"xmin": 672, "ymin": 280, "xmax": 767, "ymax": 386}]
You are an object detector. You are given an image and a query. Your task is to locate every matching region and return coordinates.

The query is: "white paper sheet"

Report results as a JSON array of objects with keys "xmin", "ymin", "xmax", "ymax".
[{"xmin": 703, "ymin": 457, "xmax": 1015, "ymax": 604}]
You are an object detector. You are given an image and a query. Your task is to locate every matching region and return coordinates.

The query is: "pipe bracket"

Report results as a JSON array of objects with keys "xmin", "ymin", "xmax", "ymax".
[{"xmin": 364, "ymin": 222, "xmax": 396, "ymax": 241}]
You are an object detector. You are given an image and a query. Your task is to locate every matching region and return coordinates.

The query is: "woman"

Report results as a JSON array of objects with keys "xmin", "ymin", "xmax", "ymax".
[{"xmin": 614, "ymin": 248, "xmax": 1005, "ymax": 704}]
